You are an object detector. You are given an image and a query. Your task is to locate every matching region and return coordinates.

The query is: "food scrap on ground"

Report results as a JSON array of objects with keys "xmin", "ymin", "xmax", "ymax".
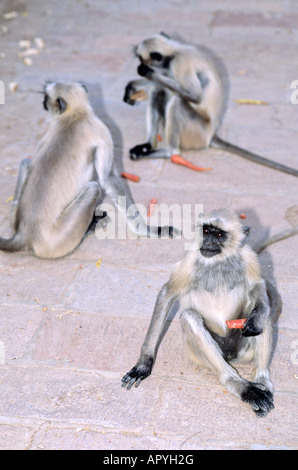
[
  {"xmin": 121, "ymin": 172, "xmax": 140, "ymax": 182},
  {"xmin": 235, "ymin": 99, "xmax": 268, "ymax": 105},
  {"xmin": 171, "ymin": 154, "xmax": 212, "ymax": 172},
  {"xmin": 8, "ymin": 82, "xmax": 18, "ymax": 93},
  {"xmin": 148, "ymin": 198, "xmax": 158, "ymax": 217}
]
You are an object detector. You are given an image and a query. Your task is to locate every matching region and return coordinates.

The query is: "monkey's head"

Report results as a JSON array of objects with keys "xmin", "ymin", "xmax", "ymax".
[
  {"xmin": 42, "ymin": 81, "xmax": 89, "ymax": 116},
  {"xmin": 198, "ymin": 209, "xmax": 250, "ymax": 259},
  {"xmin": 135, "ymin": 33, "xmax": 178, "ymax": 70}
]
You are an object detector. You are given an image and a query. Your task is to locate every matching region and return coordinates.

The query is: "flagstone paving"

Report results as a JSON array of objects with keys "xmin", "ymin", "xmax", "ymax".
[{"xmin": 0, "ymin": 0, "xmax": 297, "ymax": 450}]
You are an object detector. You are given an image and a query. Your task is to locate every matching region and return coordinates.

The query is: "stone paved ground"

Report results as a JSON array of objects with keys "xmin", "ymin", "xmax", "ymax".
[{"xmin": 0, "ymin": 0, "xmax": 297, "ymax": 450}]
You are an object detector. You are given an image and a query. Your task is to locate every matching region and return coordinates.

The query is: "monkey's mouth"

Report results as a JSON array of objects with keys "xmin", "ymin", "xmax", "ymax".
[{"xmin": 200, "ymin": 247, "xmax": 220, "ymax": 258}]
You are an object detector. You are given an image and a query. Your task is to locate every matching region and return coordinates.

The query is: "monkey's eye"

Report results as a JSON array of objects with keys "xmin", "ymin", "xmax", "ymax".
[
  {"xmin": 203, "ymin": 228, "xmax": 209, "ymax": 235},
  {"xmin": 216, "ymin": 232, "xmax": 222, "ymax": 237},
  {"xmin": 150, "ymin": 52, "xmax": 162, "ymax": 62}
]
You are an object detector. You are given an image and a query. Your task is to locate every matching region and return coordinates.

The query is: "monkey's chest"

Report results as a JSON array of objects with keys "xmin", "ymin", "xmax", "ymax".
[{"xmin": 182, "ymin": 286, "xmax": 247, "ymax": 337}]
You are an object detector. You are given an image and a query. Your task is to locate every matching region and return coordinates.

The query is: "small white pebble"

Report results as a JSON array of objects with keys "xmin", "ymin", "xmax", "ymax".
[
  {"xmin": 3, "ymin": 11, "xmax": 18, "ymax": 20},
  {"xmin": 8, "ymin": 82, "xmax": 18, "ymax": 93},
  {"xmin": 23, "ymin": 57, "xmax": 33, "ymax": 66}
]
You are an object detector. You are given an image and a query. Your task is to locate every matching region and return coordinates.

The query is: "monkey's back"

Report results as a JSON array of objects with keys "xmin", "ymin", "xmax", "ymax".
[{"xmin": 15, "ymin": 114, "xmax": 112, "ymax": 247}]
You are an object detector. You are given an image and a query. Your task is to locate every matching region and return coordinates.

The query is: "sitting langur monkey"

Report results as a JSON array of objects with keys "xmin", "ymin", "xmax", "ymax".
[
  {"xmin": 0, "ymin": 81, "xmax": 177, "ymax": 259},
  {"xmin": 122, "ymin": 208, "xmax": 282, "ymax": 417},
  {"xmin": 123, "ymin": 33, "xmax": 298, "ymax": 178}
]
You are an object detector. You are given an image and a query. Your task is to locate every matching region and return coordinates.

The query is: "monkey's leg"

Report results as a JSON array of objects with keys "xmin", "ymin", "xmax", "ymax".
[
  {"xmin": 129, "ymin": 89, "xmax": 167, "ymax": 160},
  {"xmin": 251, "ymin": 281, "xmax": 282, "ymax": 392},
  {"xmin": 180, "ymin": 308, "xmax": 274, "ymax": 417},
  {"xmin": 131, "ymin": 96, "xmax": 181, "ymax": 159},
  {"xmin": 34, "ymin": 181, "xmax": 100, "ymax": 258},
  {"xmin": 266, "ymin": 280, "xmax": 282, "ymax": 324},
  {"xmin": 146, "ymin": 89, "xmax": 167, "ymax": 145},
  {"xmin": 10, "ymin": 158, "xmax": 31, "ymax": 226},
  {"xmin": 251, "ymin": 321, "xmax": 273, "ymax": 393},
  {"xmin": 135, "ymin": 96, "xmax": 211, "ymax": 159}
]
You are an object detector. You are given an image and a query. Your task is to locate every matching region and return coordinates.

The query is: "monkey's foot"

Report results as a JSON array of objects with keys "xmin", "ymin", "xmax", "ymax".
[
  {"xmin": 129, "ymin": 143, "xmax": 153, "ymax": 160},
  {"xmin": 85, "ymin": 211, "xmax": 108, "ymax": 235},
  {"xmin": 241, "ymin": 382, "xmax": 274, "ymax": 417},
  {"xmin": 121, "ymin": 358, "xmax": 153, "ymax": 390}
]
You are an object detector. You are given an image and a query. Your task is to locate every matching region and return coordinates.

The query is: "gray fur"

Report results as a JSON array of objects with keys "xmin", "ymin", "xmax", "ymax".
[
  {"xmin": 122, "ymin": 208, "xmax": 282, "ymax": 418},
  {"xmin": 193, "ymin": 255, "xmax": 245, "ymax": 292},
  {"xmin": 124, "ymin": 33, "xmax": 298, "ymax": 176},
  {"xmin": 0, "ymin": 81, "xmax": 178, "ymax": 258}
]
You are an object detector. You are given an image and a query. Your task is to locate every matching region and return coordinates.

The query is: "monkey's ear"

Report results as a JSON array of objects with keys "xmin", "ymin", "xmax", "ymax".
[
  {"xmin": 240, "ymin": 226, "xmax": 250, "ymax": 246},
  {"xmin": 79, "ymin": 82, "xmax": 88, "ymax": 93},
  {"xmin": 43, "ymin": 94, "xmax": 49, "ymax": 111},
  {"xmin": 160, "ymin": 31, "xmax": 171, "ymax": 39},
  {"xmin": 56, "ymin": 97, "xmax": 67, "ymax": 114},
  {"xmin": 43, "ymin": 80, "xmax": 53, "ymax": 90}
]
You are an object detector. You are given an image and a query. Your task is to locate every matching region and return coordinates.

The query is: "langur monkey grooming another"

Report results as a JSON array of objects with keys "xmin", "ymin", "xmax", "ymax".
[
  {"xmin": 0, "ymin": 81, "xmax": 176, "ymax": 259},
  {"xmin": 124, "ymin": 33, "xmax": 298, "ymax": 178},
  {"xmin": 122, "ymin": 208, "xmax": 282, "ymax": 417}
]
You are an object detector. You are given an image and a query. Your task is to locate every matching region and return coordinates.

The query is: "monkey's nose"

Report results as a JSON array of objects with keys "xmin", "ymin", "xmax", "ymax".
[{"xmin": 204, "ymin": 236, "xmax": 212, "ymax": 245}]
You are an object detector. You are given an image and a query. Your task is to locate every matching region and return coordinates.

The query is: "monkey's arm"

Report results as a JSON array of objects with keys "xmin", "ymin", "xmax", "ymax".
[
  {"xmin": 104, "ymin": 166, "xmax": 178, "ymax": 239},
  {"xmin": 242, "ymin": 281, "xmax": 270, "ymax": 337},
  {"xmin": 138, "ymin": 63, "xmax": 201, "ymax": 104},
  {"xmin": 93, "ymin": 143, "xmax": 149, "ymax": 237},
  {"xmin": 121, "ymin": 283, "xmax": 177, "ymax": 389},
  {"xmin": 123, "ymin": 77, "xmax": 152, "ymax": 105}
]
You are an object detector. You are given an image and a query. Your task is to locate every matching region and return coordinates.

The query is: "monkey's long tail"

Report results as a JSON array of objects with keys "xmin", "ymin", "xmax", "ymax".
[
  {"xmin": 211, "ymin": 135, "xmax": 298, "ymax": 177},
  {"xmin": 0, "ymin": 234, "xmax": 24, "ymax": 253},
  {"xmin": 254, "ymin": 225, "xmax": 298, "ymax": 254}
]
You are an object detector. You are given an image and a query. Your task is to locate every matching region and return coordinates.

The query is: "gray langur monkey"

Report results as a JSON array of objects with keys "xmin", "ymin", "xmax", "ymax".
[
  {"xmin": 123, "ymin": 33, "xmax": 298, "ymax": 178},
  {"xmin": 0, "ymin": 81, "xmax": 177, "ymax": 259},
  {"xmin": 122, "ymin": 208, "xmax": 283, "ymax": 418}
]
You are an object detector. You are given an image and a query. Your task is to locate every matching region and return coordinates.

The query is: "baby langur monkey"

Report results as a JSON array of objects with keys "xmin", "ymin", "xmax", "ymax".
[
  {"xmin": 124, "ymin": 33, "xmax": 298, "ymax": 177},
  {"xmin": 122, "ymin": 208, "xmax": 282, "ymax": 418},
  {"xmin": 0, "ymin": 81, "xmax": 177, "ymax": 259}
]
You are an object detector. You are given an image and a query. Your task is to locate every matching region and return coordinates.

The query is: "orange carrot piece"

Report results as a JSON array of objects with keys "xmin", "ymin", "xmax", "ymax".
[
  {"xmin": 171, "ymin": 154, "xmax": 212, "ymax": 172},
  {"xmin": 240, "ymin": 213, "xmax": 247, "ymax": 219},
  {"xmin": 156, "ymin": 134, "xmax": 162, "ymax": 142},
  {"xmin": 121, "ymin": 172, "xmax": 140, "ymax": 182},
  {"xmin": 148, "ymin": 198, "xmax": 158, "ymax": 217},
  {"xmin": 226, "ymin": 318, "xmax": 247, "ymax": 329}
]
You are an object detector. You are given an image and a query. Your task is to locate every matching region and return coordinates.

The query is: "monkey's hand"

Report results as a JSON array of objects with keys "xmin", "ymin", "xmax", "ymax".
[
  {"xmin": 123, "ymin": 83, "xmax": 137, "ymax": 105},
  {"xmin": 241, "ymin": 382, "xmax": 274, "ymax": 417},
  {"xmin": 121, "ymin": 357, "xmax": 153, "ymax": 390},
  {"xmin": 138, "ymin": 63, "xmax": 154, "ymax": 79},
  {"xmin": 241, "ymin": 314, "xmax": 263, "ymax": 337}
]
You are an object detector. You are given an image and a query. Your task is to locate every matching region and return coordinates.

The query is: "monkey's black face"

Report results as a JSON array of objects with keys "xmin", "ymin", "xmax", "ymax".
[
  {"xmin": 135, "ymin": 47, "xmax": 173, "ymax": 72},
  {"xmin": 200, "ymin": 224, "xmax": 228, "ymax": 258},
  {"xmin": 42, "ymin": 93, "xmax": 67, "ymax": 114}
]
